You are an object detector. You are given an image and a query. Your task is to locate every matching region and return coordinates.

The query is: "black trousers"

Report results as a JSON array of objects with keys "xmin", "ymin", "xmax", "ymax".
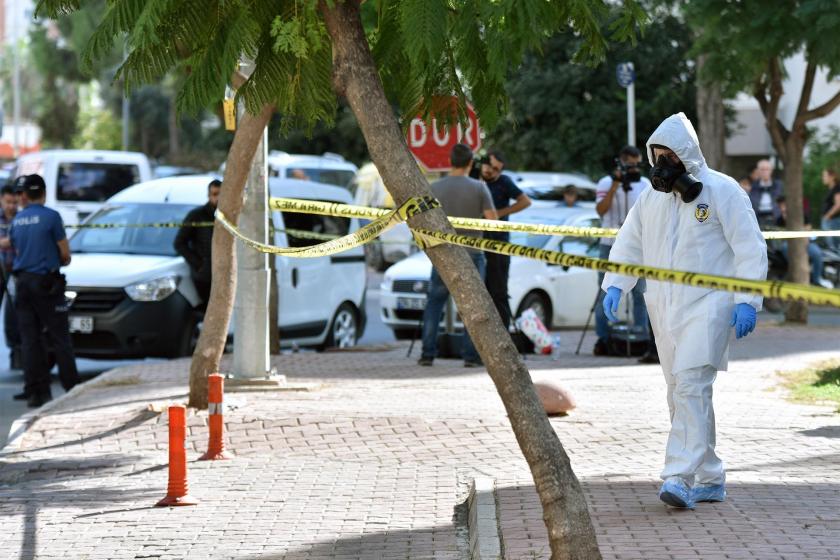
[
  {"xmin": 485, "ymin": 252, "xmax": 511, "ymax": 328},
  {"xmin": 14, "ymin": 272, "xmax": 80, "ymax": 397}
]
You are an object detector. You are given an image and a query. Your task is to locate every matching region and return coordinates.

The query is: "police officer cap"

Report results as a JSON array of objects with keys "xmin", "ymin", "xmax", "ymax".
[{"xmin": 13, "ymin": 174, "xmax": 47, "ymax": 196}]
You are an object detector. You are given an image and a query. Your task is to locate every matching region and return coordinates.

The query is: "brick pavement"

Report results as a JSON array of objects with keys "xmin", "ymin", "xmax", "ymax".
[{"xmin": 0, "ymin": 325, "xmax": 838, "ymax": 559}]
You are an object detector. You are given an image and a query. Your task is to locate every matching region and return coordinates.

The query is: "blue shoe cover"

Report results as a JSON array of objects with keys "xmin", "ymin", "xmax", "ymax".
[
  {"xmin": 693, "ymin": 484, "xmax": 726, "ymax": 503},
  {"xmin": 659, "ymin": 477, "xmax": 695, "ymax": 509}
]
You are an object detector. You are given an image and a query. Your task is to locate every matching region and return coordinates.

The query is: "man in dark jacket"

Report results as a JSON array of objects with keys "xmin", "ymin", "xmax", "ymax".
[
  {"xmin": 174, "ymin": 179, "xmax": 221, "ymax": 305},
  {"xmin": 748, "ymin": 159, "xmax": 783, "ymax": 227}
]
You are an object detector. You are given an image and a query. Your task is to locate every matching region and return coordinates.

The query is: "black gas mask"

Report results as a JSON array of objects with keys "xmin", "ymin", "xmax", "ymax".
[{"xmin": 650, "ymin": 155, "xmax": 703, "ymax": 203}]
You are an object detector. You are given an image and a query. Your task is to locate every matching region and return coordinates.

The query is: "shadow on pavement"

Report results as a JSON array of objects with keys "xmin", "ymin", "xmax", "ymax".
[
  {"xmin": 494, "ymin": 478, "xmax": 840, "ymax": 560},
  {"xmin": 1, "ymin": 408, "xmax": 159, "ymax": 457},
  {"xmin": 233, "ymin": 523, "xmax": 463, "ymax": 560},
  {"xmin": 799, "ymin": 425, "xmax": 840, "ymax": 438}
]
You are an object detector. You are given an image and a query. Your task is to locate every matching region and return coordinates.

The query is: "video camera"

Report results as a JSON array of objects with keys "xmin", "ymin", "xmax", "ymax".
[{"xmin": 613, "ymin": 158, "xmax": 642, "ymax": 191}]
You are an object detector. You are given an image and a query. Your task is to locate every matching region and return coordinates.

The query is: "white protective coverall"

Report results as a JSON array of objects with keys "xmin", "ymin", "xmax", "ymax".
[{"xmin": 603, "ymin": 113, "xmax": 767, "ymax": 486}]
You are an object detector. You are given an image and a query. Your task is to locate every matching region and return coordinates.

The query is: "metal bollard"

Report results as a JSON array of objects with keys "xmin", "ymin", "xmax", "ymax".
[{"xmin": 156, "ymin": 405, "xmax": 198, "ymax": 506}]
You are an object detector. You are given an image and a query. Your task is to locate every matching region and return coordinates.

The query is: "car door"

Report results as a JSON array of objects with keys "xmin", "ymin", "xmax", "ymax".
[
  {"xmin": 548, "ymin": 217, "xmax": 602, "ymax": 327},
  {"xmin": 274, "ymin": 209, "xmax": 347, "ymax": 339}
]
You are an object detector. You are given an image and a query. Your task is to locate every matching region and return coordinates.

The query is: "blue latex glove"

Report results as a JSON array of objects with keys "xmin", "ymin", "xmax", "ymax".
[
  {"xmin": 603, "ymin": 286, "xmax": 622, "ymax": 322},
  {"xmin": 730, "ymin": 303, "xmax": 756, "ymax": 339}
]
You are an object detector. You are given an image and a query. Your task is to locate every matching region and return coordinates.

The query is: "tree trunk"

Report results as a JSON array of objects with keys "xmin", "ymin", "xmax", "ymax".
[
  {"xmin": 695, "ymin": 56, "xmax": 726, "ymax": 170},
  {"xmin": 782, "ymin": 132, "xmax": 809, "ymax": 324},
  {"xmin": 187, "ymin": 103, "xmax": 275, "ymax": 409},
  {"xmin": 320, "ymin": 2, "xmax": 601, "ymax": 558}
]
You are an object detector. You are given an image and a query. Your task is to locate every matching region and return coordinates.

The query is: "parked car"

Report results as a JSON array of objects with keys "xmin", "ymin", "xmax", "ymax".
[
  {"xmin": 508, "ymin": 170, "xmax": 598, "ymax": 202},
  {"xmin": 64, "ymin": 175, "xmax": 367, "ymax": 358},
  {"xmin": 352, "ymin": 162, "xmax": 416, "ymax": 271},
  {"xmin": 379, "ymin": 206, "xmax": 602, "ymax": 339},
  {"xmin": 11, "ymin": 149, "xmax": 152, "ymax": 226},
  {"xmin": 153, "ymin": 165, "xmax": 202, "ymax": 179}
]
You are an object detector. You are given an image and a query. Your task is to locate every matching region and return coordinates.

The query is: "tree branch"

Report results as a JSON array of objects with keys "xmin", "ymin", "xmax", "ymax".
[
  {"xmin": 794, "ymin": 58, "xmax": 816, "ymax": 127},
  {"xmin": 800, "ymin": 88, "xmax": 840, "ymax": 123},
  {"xmin": 754, "ymin": 59, "xmax": 789, "ymax": 160}
]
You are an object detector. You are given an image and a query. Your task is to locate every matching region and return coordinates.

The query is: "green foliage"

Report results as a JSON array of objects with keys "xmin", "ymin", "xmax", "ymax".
[
  {"xmin": 687, "ymin": 0, "xmax": 840, "ymax": 98},
  {"xmin": 804, "ymin": 126, "xmax": 840, "ymax": 224},
  {"xmin": 487, "ymin": 12, "xmax": 695, "ymax": 177},
  {"xmin": 72, "ymin": 101, "xmax": 121, "ymax": 150},
  {"xmin": 37, "ymin": 0, "xmax": 645, "ymax": 135},
  {"xmin": 268, "ymin": 103, "xmax": 369, "ymax": 166}
]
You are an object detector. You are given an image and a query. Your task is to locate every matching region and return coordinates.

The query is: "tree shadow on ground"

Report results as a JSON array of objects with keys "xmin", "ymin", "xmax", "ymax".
[
  {"xmin": 232, "ymin": 523, "xmax": 464, "ymax": 560},
  {"xmin": 493, "ymin": 478, "xmax": 840, "ymax": 560},
  {"xmin": 0, "ymin": 462, "xmax": 161, "ymax": 560},
  {"xmin": 799, "ymin": 425, "xmax": 840, "ymax": 438},
  {"xmin": 1, "ymin": 408, "xmax": 160, "ymax": 457}
]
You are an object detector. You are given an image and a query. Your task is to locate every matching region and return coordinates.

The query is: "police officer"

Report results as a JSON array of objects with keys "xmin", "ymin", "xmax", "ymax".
[{"xmin": 10, "ymin": 174, "xmax": 80, "ymax": 407}]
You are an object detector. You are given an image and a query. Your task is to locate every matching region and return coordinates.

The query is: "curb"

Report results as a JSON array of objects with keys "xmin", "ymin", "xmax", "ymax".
[
  {"xmin": 468, "ymin": 477, "xmax": 503, "ymax": 560},
  {"xmin": 0, "ymin": 370, "xmax": 109, "ymax": 455}
]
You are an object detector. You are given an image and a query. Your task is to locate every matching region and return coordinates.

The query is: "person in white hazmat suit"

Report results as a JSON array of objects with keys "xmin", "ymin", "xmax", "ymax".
[{"xmin": 602, "ymin": 113, "xmax": 767, "ymax": 509}]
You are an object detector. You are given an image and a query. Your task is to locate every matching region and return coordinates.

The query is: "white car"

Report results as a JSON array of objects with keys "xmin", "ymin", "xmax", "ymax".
[
  {"xmin": 509, "ymin": 170, "xmax": 598, "ymax": 202},
  {"xmin": 64, "ymin": 175, "xmax": 367, "ymax": 358},
  {"xmin": 379, "ymin": 206, "xmax": 602, "ymax": 338}
]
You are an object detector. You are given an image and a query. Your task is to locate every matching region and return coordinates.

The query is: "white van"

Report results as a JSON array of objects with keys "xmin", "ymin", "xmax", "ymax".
[
  {"xmin": 267, "ymin": 151, "xmax": 358, "ymax": 187},
  {"xmin": 63, "ymin": 175, "xmax": 367, "ymax": 359},
  {"xmin": 12, "ymin": 149, "xmax": 152, "ymax": 226}
]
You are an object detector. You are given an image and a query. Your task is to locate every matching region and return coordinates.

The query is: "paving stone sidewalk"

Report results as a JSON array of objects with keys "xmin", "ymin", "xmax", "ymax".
[{"xmin": 0, "ymin": 325, "xmax": 838, "ymax": 560}]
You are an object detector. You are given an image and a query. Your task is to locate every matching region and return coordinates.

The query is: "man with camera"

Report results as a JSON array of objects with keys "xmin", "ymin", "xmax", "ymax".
[
  {"xmin": 593, "ymin": 145, "xmax": 651, "ymax": 356},
  {"xmin": 10, "ymin": 174, "xmax": 80, "ymax": 407},
  {"xmin": 480, "ymin": 149, "xmax": 531, "ymax": 329}
]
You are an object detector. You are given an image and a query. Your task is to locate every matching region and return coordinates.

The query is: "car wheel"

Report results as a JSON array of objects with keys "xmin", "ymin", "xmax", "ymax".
[
  {"xmin": 516, "ymin": 291, "xmax": 553, "ymax": 329},
  {"xmin": 326, "ymin": 303, "xmax": 359, "ymax": 349}
]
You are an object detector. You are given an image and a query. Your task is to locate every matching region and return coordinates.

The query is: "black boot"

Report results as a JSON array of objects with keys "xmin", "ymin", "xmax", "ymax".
[
  {"xmin": 27, "ymin": 392, "xmax": 52, "ymax": 408},
  {"xmin": 13, "ymin": 391, "xmax": 29, "ymax": 401}
]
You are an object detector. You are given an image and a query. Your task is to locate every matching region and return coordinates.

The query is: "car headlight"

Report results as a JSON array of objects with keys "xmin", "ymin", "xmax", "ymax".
[
  {"xmin": 125, "ymin": 276, "xmax": 179, "ymax": 302},
  {"xmin": 381, "ymin": 273, "xmax": 393, "ymax": 291}
]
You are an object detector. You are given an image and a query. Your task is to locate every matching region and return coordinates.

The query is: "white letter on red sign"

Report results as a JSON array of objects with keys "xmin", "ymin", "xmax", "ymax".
[
  {"xmin": 409, "ymin": 119, "xmax": 427, "ymax": 148},
  {"xmin": 464, "ymin": 118, "xmax": 475, "ymax": 146},
  {"xmin": 432, "ymin": 119, "xmax": 450, "ymax": 147}
]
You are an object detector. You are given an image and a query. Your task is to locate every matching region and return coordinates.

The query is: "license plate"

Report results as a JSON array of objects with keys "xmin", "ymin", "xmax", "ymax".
[
  {"xmin": 69, "ymin": 316, "xmax": 94, "ymax": 334},
  {"xmin": 397, "ymin": 297, "xmax": 426, "ymax": 310}
]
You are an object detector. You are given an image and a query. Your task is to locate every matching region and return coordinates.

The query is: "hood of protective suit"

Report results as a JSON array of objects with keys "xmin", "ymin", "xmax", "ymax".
[{"xmin": 646, "ymin": 113, "xmax": 707, "ymax": 177}]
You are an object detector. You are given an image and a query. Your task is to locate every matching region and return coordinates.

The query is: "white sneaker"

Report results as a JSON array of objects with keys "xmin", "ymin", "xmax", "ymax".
[{"xmin": 818, "ymin": 278, "xmax": 834, "ymax": 289}]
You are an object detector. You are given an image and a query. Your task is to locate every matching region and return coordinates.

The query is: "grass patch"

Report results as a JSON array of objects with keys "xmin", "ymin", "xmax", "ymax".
[{"xmin": 780, "ymin": 359, "xmax": 840, "ymax": 412}]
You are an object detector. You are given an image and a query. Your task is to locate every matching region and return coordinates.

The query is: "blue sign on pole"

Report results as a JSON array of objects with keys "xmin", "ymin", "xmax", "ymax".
[{"xmin": 616, "ymin": 62, "xmax": 635, "ymax": 88}]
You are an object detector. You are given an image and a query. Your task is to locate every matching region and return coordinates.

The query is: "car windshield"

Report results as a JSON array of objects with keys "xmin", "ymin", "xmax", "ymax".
[
  {"xmin": 57, "ymin": 162, "xmax": 141, "ymax": 202},
  {"xmin": 523, "ymin": 185, "xmax": 596, "ymax": 202},
  {"xmin": 280, "ymin": 168, "xmax": 356, "ymax": 188},
  {"xmin": 70, "ymin": 203, "xmax": 194, "ymax": 256},
  {"xmin": 507, "ymin": 209, "xmax": 597, "ymax": 250}
]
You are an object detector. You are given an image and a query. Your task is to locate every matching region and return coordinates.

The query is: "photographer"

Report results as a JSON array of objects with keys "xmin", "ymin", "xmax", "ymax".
[
  {"xmin": 593, "ymin": 146, "xmax": 651, "ymax": 356},
  {"xmin": 10, "ymin": 174, "xmax": 80, "ymax": 407}
]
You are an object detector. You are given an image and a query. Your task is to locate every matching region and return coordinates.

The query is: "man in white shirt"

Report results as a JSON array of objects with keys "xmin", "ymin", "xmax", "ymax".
[{"xmin": 593, "ymin": 145, "xmax": 651, "ymax": 356}]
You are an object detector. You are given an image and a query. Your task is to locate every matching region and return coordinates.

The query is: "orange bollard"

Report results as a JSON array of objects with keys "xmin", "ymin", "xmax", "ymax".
[
  {"xmin": 199, "ymin": 374, "xmax": 234, "ymax": 460},
  {"xmin": 156, "ymin": 405, "xmax": 198, "ymax": 507}
]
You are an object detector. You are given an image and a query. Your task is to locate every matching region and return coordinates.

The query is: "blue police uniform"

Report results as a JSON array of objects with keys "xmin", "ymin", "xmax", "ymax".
[{"xmin": 10, "ymin": 200, "xmax": 80, "ymax": 404}]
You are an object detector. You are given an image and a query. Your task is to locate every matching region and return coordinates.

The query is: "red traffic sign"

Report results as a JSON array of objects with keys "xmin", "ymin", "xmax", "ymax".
[{"xmin": 407, "ymin": 98, "xmax": 482, "ymax": 172}]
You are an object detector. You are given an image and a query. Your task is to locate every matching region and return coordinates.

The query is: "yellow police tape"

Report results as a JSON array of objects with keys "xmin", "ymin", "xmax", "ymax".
[
  {"xmin": 214, "ymin": 195, "xmax": 440, "ymax": 257},
  {"xmin": 268, "ymin": 197, "xmax": 838, "ymax": 240},
  {"xmin": 261, "ymin": 196, "xmax": 840, "ymax": 307},
  {"xmin": 409, "ymin": 228, "xmax": 840, "ymax": 307}
]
